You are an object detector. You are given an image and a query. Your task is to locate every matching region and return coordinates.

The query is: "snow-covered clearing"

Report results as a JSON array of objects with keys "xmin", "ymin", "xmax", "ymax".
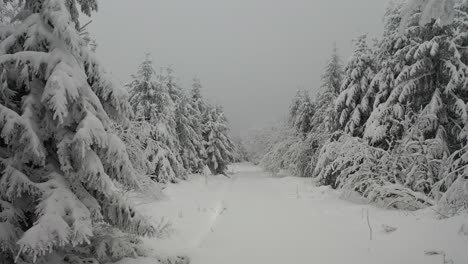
[{"xmin": 118, "ymin": 163, "xmax": 468, "ymax": 264}]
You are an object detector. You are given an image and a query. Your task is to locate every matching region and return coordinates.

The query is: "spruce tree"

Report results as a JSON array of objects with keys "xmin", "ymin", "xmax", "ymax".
[
  {"xmin": 0, "ymin": 1, "xmax": 154, "ymax": 263},
  {"xmin": 175, "ymin": 94, "xmax": 206, "ymax": 174},
  {"xmin": 321, "ymin": 44, "xmax": 343, "ymax": 96},
  {"xmin": 288, "ymin": 90, "xmax": 315, "ymax": 136},
  {"xmin": 285, "ymin": 46, "xmax": 344, "ymax": 178},
  {"xmin": 368, "ymin": 3, "xmax": 468, "ymax": 152},
  {"xmin": 336, "ymin": 34, "xmax": 376, "ymax": 137},
  {"xmin": 128, "ymin": 56, "xmax": 185, "ymax": 183},
  {"xmin": 314, "ymin": 45, "xmax": 343, "ymax": 133},
  {"xmin": 202, "ymin": 105, "xmax": 235, "ymax": 175},
  {"xmin": 363, "ymin": 2, "xmax": 409, "ymax": 147},
  {"xmin": 190, "ymin": 77, "xmax": 207, "ymax": 115}
]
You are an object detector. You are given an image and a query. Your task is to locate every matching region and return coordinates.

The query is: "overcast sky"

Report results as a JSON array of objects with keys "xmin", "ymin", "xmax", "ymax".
[{"xmin": 88, "ymin": 0, "xmax": 390, "ymax": 135}]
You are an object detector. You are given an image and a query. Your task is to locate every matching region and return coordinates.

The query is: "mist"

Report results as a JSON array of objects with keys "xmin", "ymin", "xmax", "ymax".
[{"xmin": 88, "ymin": 0, "xmax": 389, "ymax": 134}]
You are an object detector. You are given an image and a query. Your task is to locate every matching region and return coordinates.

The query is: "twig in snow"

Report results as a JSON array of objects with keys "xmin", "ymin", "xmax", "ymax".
[
  {"xmin": 458, "ymin": 224, "xmax": 468, "ymax": 236},
  {"xmin": 78, "ymin": 20, "xmax": 93, "ymax": 32},
  {"xmin": 154, "ymin": 217, "xmax": 174, "ymax": 238},
  {"xmin": 366, "ymin": 208, "xmax": 373, "ymax": 240},
  {"xmin": 221, "ymin": 172, "xmax": 231, "ymax": 178},
  {"xmin": 424, "ymin": 250, "xmax": 454, "ymax": 264},
  {"xmin": 381, "ymin": 224, "xmax": 397, "ymax": 234},
  {"xmin": 220, "ymin": 202, "xmax": 228, "ymax": 215}
]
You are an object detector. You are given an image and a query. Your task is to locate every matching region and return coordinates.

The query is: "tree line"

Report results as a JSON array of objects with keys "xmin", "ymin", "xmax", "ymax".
[{"xmin": 259, "ymin": 0, "xmax": 468, "ymax": 214}]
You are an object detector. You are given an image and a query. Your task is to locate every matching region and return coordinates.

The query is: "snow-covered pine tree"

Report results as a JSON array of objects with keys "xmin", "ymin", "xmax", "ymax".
[
  {"xmin": 0, "ymin": 1, "xmax": 154, "ymax": 263},
  {"xmin": 363, "ymin": 2, "xmax": 410, "ymax": 147},
  {"xmin": 175, "ymin": 93, "xmax": 206, "ymax": 174},
  {"xmin": 321, "ymin": 44, "xmax": 343, "ymax": 96},
  {"xmin": 153, "ymin": 66, "xmax": 186, "ymax": 178},
  {"xmin": 335, "ymin": 34, "xmax": 376, "ymax": 137},
  {"xmin": 202, "ymin": 105, "xmax": 235, "ymax": 175},
  {"xmin": 365, "ymin": 1, "xmax": 468, "ymax": 150},
  {"xmin": 163, "ymin": 66, "xmax": 183, "ymax": 105},
  {"xmin": 190, "ymin": 77, "xmax": 207, "ymax": 116},
  {"xmin": 128, "ymin": 55, "xmax": 185, "ymax": 183},
  {"xmin": 231, "ymin": 136, "xmax": 248, "ymax": 162},
  {"xmin": 313, "ymin": 45, "xmax": 343, "ymax": 133},
  {"xmin": 363, "ymin": 1, "xmax": 468, "ymax": 210},
  {"xmin": 281, "ymin": 45, "xmax": 345, "ymax": 178},
  {"xmin": 377, "ymin": 3, "xmax": 468, "ymax": 153},
  {"xmin": 288, "ymin": 90, "xmax": 303, "ymax": 126},
  {"xmin": 288, "ymin": 90, "xmax": 315, "ymax": 136},
  {"xmin": 261, "ymin": 46, "xmax": 343, "ymax": 178},
  {"xmin": 162, "ymin": 67, "xmax": 207, "ymax": 173},
  {"xmin": 399, "ymin": 0, "xmax": 468, "ymax": 212}
]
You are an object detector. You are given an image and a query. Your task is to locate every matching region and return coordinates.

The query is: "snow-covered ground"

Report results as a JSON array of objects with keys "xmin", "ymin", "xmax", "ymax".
[{"xmin": 117, "ymin": 163, "xmax": 468, "ymax": 264}]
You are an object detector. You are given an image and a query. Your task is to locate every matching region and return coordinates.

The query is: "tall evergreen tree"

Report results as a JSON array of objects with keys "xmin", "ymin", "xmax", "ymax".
[
  {"xmin": 128, "ymin": 56, "xmax": 185, "ymax": 183},
  {"xmin": 321, "ymin": 44, "xmax": 343, "ymax": 96},
  {"xmin": 288, "ymin": 90, "xmax": 315, "ymax": 136},
  {"xmin": 287, "ymin": 46, "xmax": 344, "ymax": 177},
  {"xmin": 164, "ymin": 66, "xmax": 183, "ymax": 104},
  {"xmin": 203, "ymin": 105, "xmax": 235, "ymax": 175},
  {"xmin": 363, "ymin": 2, "xmax": 409, "ymax": 147},
  {"xmin": 0, "ymin": 1, "xmax": 154, "ymax": 263},
  {"xmin": 368, "ymin": 3, "xmax": 468, "ymax": 152},
  {"xmin": 190, "ymin": 77, "xmax": 207, "ymax": 115},
  {"xmin": 175, "ymin": 94, "xmax": 206, "ymax": 174},
  {"xmin": 336, "ymin": 34, "xmax": 376, "ymax": 136},
  {"xmin": 314, "ymin": 45, "xmax": 343, "ymax": 132}
]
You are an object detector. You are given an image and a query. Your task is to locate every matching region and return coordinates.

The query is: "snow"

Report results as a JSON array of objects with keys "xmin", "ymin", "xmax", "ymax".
[{"xmin": 117, "ymin": 163, "xmax": 468, "ymax": 264}]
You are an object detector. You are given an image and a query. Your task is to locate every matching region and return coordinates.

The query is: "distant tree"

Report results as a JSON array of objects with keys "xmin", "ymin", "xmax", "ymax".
[
  {"xmin": 288, "ymin": 90, "xmax": 315, "ymax": 136},
  {"xmin": 190, "ymin": 77, "xmax": 207, "ymax": 115},
  {"xmin": 164, "ymin": 66, "xmax": 183, "ymax": 104},
  {"xmin": 232, "ymin": 136, "xmax": 249, "ymax": 162},
  {"xmin": 243, "ymin": 123, "xmax": 289, "ymax": 164},
  {"xmin": 321, "ymin": 44, "xmax": 343, "ymax": 96},
  {"xmin": 203, "ymin": 105, "xmax": 235, "ymax": 175},
  {"xmin": 314, "ymin": 45, "xmax": 344, "ymax": 133},
  {"xmin": 175, "ymin": 94, "xmax": 206, "ymax": 174}
]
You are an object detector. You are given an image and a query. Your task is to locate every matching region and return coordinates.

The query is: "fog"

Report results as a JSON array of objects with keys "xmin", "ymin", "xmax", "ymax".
[{"xmin": 88, "ymin": 0, "xmax": 389, "ymax": 135}]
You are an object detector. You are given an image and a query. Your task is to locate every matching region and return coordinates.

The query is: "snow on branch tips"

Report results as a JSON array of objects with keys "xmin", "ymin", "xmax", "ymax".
[{"xmin": 0, "ymin": 1, "xmax": 154, "ymax": 263}]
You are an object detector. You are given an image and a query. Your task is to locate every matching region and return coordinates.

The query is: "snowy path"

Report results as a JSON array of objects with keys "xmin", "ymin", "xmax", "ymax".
[{"xmin": 120, "ymin": 164, "xmax": 468, "ymax": 264}]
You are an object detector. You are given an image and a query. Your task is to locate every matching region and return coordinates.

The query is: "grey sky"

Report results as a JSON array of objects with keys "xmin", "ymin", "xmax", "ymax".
[{"xmin": 88, "ymin": 0, "xmax": 390, "ymax": 135}]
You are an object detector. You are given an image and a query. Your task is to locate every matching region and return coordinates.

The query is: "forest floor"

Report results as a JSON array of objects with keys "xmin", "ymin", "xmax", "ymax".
[{"xmin": 117, "ymin": 163, "xmax": 468, "ymax": 264}]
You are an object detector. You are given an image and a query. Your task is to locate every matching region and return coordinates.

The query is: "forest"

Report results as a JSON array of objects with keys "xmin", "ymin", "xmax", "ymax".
[
  {"xmin": 257, "ymin": 0, "xmax": 467, "ymax": 214},
  {"xmin": 0, "ymin": 0, "xmax": 467, "ymax": 264}
]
